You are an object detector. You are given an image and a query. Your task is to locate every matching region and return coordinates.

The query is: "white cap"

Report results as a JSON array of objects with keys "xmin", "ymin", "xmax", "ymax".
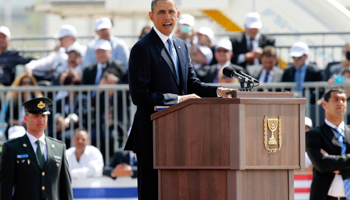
[
  {"xmin": 215, "ymin": 39, "xmax": 232, "ymax": 51},
  {"xmin": 55, "ymin": 25, "xmax": 77, "ymax": 39},
  {"xmin": 245, "ymin": 12, "xmax": 262, "ymax": 29},
  {"xmin": 8, "ymin": 126, "xmax": 26, "ymax": 140},
  {"xmin": 198, "ymin": 27, "xmax": 214, "ymax": 42},
  {"xmin": 178, "ymin": 14, "xmax": 195, "ymax": 27},
  {"xmin": 197, "ymin": 45, "xmax": 213, "ymax": 65},
  {"xmin": 289, "ymin": 42, "xmax": 309, "ymax": 57},
  {"xmin": 0, "ymin": 26, "xmax": 11, "ymax": 39},
  {"xmin": 305, "ymin": 117, "xmax": 313, "ymax": 128},
  {"xmin": 66, "ymin": 42, "xmax": 82, "ymax": 55},
  {"xmin": 94, "ymin": 39, "xmax": 112, "ymax": 51},
  {"xmin": 95, "ymin": 17, "xmax": 112, "ymax": 31}
]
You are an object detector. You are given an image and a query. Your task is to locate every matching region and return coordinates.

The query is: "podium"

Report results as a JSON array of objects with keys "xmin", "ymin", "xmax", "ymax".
[{"xmin": 151, "ymin": 92, "xmax": 306, "ymax": 200}]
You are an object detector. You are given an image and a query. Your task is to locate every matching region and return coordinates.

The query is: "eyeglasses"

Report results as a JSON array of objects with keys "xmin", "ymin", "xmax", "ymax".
[
  {"xmin": 292, "ymin": 55, "xmax": 304, "ymax": 60},
  {"xmin": 21, "ymin": 81, "xmax": 33, "ymax": 85},
  {"xmin": 216, "ymin": 49, "xmax": 229, "ymax": 53}
]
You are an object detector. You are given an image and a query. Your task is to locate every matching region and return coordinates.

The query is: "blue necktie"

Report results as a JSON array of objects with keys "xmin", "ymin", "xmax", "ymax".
[
  {"xmin": 167, "ymin": 38, "xmax": 179, "ymax": 81},
  {"xmin": 332, "ymin": 127, "xmax": 350, "ymax": 199},
  {"xmin": 296, "ymin": 68, "xmax": 302, "ymax": 91},
  {"xmin": 264, "ymin": 71, "xmax": 269, "ymax": 83}
]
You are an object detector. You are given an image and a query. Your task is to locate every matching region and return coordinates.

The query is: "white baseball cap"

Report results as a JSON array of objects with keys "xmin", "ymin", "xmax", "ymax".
[
  {"xmin": 66, "ymin": 42, "xmax": 82, "ymax": 55},
  {"xmin": 0, "ymin": 26, "xmax": 11, "ymax": 39},
  {"xmin": 95, "ymin": 17, "xmax": 112, "ymax": 31},
  {"xmin": 289, "ymin": 42, "xmax": 309, "ymax": 57},
  {"xmin": 197, "ymin": 27, "xmax": 214, "ymax": 42},
  {"xmin": 245, "ymin": 12, "xmax": 262, "ymax": 29},
  {"xmin": 197, "ymin": 45, "xmax": 213, "ymax": 65},
  {"xmin": 215, "ymin": 39, "xmax": 232, "ymax": 51},
  {"xmin": 55, "ymin": 25, "xmax": 77, "ymax": 39},
  {"xmin": 94, "ymin": 39, "xmax": 112, "ymax": 51},
  {"xmin": 305, "ymin": 117, "xmax": 313, "ymax": 128},
  {"xmin": 178, "ymin": 14, "xmax": 195, "ymax": 27}
]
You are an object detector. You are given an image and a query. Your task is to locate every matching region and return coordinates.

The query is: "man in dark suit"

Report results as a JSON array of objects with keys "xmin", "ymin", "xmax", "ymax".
[
  {"xmin": 230, "ymin": 12, "xmax": 275, "ymax": 69},
  {"xmin": 124, "ymin": 0, "xmax": 232, "ymax": 199},
  {"xmin": 247, "ymin": 46, "xmax": 283, "ymax": 83},
  {"xmin": 82, "ymin": 39, "xmax": 127, "ymax": 86},
  {"xmin": 282, "ymin": 42, "xmax": 323, "ymax": 103},
  {"xmin": 306, "ymin": 87, "xmax": 350, "ymax": 200},
  {"xmin": 0, "ymin": 26, "xmax": 33, "ymax": 86},
  {"xmin": 103, "ymin": 150, "xmax": 137, "ymax": 179},
  {"xmin": 0, "ymin": 97, "xmax": 73, "ymax": 200}
]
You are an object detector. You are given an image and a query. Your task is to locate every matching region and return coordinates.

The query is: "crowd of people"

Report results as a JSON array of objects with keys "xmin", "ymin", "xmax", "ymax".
[{"xmin": 1, "ymin": 0, "xmax": 350, "ymax": 199}]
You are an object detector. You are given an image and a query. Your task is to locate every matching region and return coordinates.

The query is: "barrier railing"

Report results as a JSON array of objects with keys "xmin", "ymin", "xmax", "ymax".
[{"xmin": 1, "ymin": 81, "xmax": 347, "ymax": 161}]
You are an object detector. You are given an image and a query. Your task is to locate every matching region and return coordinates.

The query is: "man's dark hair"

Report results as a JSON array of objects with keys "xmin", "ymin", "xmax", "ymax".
[
  {"xmin": 261, "ymin": 46, "xmax": 277, "ymax": 58},
  {"xmin": 151, "ymin": 0, "xmax": 177, "ymax": 12},
  {"xmin": 74, "ymin": 128, "xmax": 88, "ymax": 136},
  {"xmin": 324, "ymin": 87, "xmax": 346, "ymax": 102}
]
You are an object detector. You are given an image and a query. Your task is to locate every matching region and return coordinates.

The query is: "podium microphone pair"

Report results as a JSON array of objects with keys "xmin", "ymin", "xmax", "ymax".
[{"xmin": 222, "ymin": 66, "xmax": 260, "ymax": 91}]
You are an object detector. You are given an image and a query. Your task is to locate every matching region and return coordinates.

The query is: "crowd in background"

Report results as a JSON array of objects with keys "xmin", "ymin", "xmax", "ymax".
[{"xmin": 0, "ymin": 11, "xmax": 349, "ymax": 179}]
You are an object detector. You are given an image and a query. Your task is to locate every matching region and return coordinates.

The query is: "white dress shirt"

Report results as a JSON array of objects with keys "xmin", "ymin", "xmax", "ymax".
[
  {"xmin": 66, "ymin": 145, "xmax": 104, "ymax": 179},
  {"xmin": 325, "ymin": 119, "xmax": 346, "ymax": 197},
  {"xmin": 258, "ymin": 69, "xmax": 275, "ymax": 83},
  {"xmin": 26, "ymin": 132, "xmax": 47, "ymax": 161}
]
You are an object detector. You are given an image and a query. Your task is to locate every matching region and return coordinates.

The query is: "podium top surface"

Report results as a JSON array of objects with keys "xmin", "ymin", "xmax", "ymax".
[{"xmin": 151, "ymin": 92, "xmax": 306, "ymax": 120}]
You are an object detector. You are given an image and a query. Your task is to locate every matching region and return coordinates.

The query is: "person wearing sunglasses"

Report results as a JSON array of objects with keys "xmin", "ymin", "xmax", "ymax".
[
  {"xmin": 281, "ymin": 42, "xmax": 324, "ymax": 103},
  {"xmin": 196, "ymin": 38, "xmax": 244, "ymax": 83},
  {"xmin": 5, "ymin": 73, "xmax": 43, "ymax": 139}
]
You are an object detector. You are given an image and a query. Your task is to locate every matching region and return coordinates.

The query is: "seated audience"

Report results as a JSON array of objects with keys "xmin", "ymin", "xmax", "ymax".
[
  {"xmin": 82, "ymin": 17, "xmax": 129, "ymax": 69},
  {"xmin": 191, "ymin": 26, "xmax": 215, "ymax": 64},
  {"xmin": 174, "ymin": 14, "xmax": 195, "ymax": 51},
  {"xmin": 0, "ymin": 26, "xmax": 33, "ymax": 86},
  {"xmin": 230, "ymin": 12, "xmax": 275, "ymax": 69},
  {"xmin": 196, "ymin": 38, "xmax": 243, "ymax": 83},
  {"xmin": 247, "ymin": 46, "xmax": 283, "ymax": 83},
  {"xmin": 66, "ymin": 128, "xmax": 104, "ymax": 179},
  {"xmin": 325, "ymin": 41, "xmax": 350, "ymax": 81},
  {"xmin": 192, "ymin": 45, "xmax": 213, "ymax": 72},
  {"xmin": 5, "ymin": 73, "xmax": 43, "ymax": 139},
  {"xmin": 103, "ymin": 150, "xmax": 137, "ymax": 179},
  {"xmin": 282, "ymin": 42, "xmax": 323, "ymax": 103},
  {"xmin": 82, "ymin": 39, "xmax": 127, "ymax": 88},
  {"xmin": 25, "ymin": 24, "xmax": 86, "ymax": 82}
]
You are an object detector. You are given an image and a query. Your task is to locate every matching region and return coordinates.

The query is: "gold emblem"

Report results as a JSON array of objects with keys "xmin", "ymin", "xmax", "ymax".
[
  {"xmin": 263, "ymin": 116, "xmax": 282, "ymax": 153},
  {"xmin": 23, "ymin": 144, "xmax": 27, "ymax": 147},
  {"xmin": 27, "ymin": 160, "xmax": 30, "ymax": 165},
  {"xmin": 37, "ymin": 101, "xmax": 45, "ymax": 109}
]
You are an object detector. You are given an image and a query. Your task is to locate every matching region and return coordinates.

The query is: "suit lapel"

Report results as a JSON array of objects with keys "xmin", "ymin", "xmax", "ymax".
[
  {"xmin": 44, "ymin": 138, "xmax": 54, "ymax": 169},
  {"xmin": 322, "ymin": 123, "xmax": 342, "ymax": 148},
  {"xmin": 173, "ymin": 37, "xmax": 187, "ymax": 91},
  {"xmin": 20, "ymin": 134, "xmax": 40, "ymax": 169},
  {"xmin": 345, "ymin": 125, "xmax": 350, "ymax": 150}
]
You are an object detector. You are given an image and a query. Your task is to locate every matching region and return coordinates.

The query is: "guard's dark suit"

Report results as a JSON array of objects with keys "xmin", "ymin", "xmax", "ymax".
[
  {"xmin": 0, "ymin": 134, "xmax": 73, "ymax": 200},
  {"xmin": 306, "ymin": 123, "xmax": 350, "ymax": 200}
]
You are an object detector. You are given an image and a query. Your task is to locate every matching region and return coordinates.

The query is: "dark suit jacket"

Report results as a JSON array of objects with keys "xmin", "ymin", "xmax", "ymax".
[
  {"xmin": 247, "ymin": 65, "xmax": 283, "ymax": 82},
  {"xmin": 0, "ymin": 134, "xmax": 73, "ymax": 200},
  {"xmin": 281, "ymin": 63, "xmax": 324, "ymax": 103},
  {"xmin": 306, "ymin": 123, "xmax": 350, "ymax": 200},
  {"xmin": 196, "ymin": 63, "xmax": 244, "ymax": 83},
  {"xmin": 82, "ymin": 59, "xmax": 127, "ymax": 85},
  {"xmin": 103, "ymin": 151, "xmax": 137, "ymax": 179},
  {"xmin": 125, "ymin": 28, "xmax": 218, "ymax": 154},
  {"xmin": 0, "ymin": 48, "xmax": 33, "ymax": 86},
  {"xmin": 230, "ymin": 33, "xmax": 275, "ymax": 69}
]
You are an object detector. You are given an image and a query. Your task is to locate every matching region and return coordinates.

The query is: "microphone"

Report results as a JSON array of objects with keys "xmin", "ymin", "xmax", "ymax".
[
  {"xmin": 222, "ymin": 66, "xmax": 250, "ymax": 82},
  {"xmin": 230, "ymin": 66, "xmax": 259, "ymax": 83}
]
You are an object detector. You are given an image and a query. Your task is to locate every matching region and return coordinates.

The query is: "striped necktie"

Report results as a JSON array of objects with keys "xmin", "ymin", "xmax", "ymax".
[{"xmin": 332, "ymin": 127, "xmax": 350, "ymax": 199}]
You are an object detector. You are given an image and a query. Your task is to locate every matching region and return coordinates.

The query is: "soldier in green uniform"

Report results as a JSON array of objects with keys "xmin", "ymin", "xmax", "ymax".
[{"xmin": 0, "ymin": 97, "xmax": 73, "ymax": 200}]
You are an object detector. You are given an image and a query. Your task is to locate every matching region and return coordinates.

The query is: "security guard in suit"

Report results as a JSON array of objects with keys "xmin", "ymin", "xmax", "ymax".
[{"xmin": 0, "ymin": 97, "xmax": 73, "ymax": 200}]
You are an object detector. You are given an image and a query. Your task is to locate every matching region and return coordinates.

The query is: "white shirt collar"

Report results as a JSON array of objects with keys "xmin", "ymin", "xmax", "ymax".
[
  {"xmin": 153, "ymin": 26, "xmax": 173, "ymax": 46},
  {"xmin": 26, "ymin": 132, "xmax": 46, "ymax": 146},
  {"xmin": 325, "ymin": 119, "xmax": 345, "ymax": 136}
]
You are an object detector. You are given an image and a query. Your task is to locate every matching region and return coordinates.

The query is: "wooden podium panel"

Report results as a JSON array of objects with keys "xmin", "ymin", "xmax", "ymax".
[{"xmin": 152, "ymin": 92, "xmax": 306, "ymax": 200}]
